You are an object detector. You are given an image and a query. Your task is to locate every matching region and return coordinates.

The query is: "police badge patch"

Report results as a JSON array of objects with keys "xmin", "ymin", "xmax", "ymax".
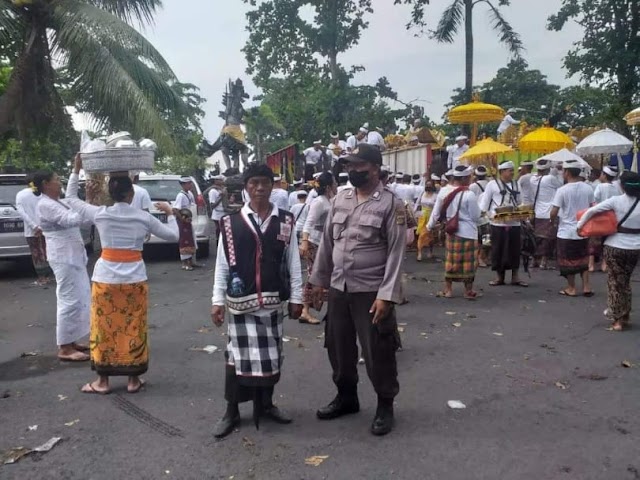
[{"xmin": 396, "ymin": 208, "xmax": 406, "ymax": 225}]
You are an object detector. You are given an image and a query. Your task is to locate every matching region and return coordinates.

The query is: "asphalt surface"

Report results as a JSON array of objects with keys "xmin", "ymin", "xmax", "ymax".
[{"xmin": 1, "ymin": 242, "xmax": 639, "ymax": 480}]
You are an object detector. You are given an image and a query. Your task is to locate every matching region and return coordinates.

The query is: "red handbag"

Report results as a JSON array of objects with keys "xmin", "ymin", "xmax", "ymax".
[{"xmin": 577, "ymin": 209, "xmax": 618, "ymax": 237}]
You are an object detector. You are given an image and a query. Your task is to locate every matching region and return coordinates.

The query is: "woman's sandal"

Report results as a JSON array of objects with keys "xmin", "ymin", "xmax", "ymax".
[
  {"xmin": 559, "ymin": 289, "xmax": 577, "ymax": 297},
  {"xmin": 511, "ymin": 281, "xmax": 529, "ymax": 287},
  {"xmin": 299, "ymin": 315, "xmax": 321, "ymax": 325},
  {"xmin": 128, "ymin": 379, "xmax": 146, "ymax": 394},
  {"xmin": 464, "ymin": 291, "xmax": 482, "ymax": 300},
  {"xmin": 58, "ymin": 351, "xmax": 90, "ymax": 362},
  {"xmin": 436, "ymin": 291, "xmax": 453, "ymax": 298},
  {"xmin": 81, "ymin": 382, "xmax": 111, "ymax": 395},
  {"xmin": 489, "ymin": 280, "xmax": 505, "ymax": 287}
]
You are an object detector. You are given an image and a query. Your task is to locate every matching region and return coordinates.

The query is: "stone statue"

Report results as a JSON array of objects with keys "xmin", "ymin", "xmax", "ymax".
[{"xmin": 199, "ymin": 79, "xmax": 250, "ymax": 170}]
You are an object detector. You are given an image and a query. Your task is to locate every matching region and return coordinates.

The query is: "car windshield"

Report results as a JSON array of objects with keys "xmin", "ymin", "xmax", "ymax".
[
  {"xmin": 137, "ymin": 180, "xmax": 181, "ymax": 202},
  {"xmin": 138, "ymin": 179, "xmax": 199, "ymax": 202},
  {"xmin": 0, "ymin": 182, "xmax": 27, "ymax": 205}
]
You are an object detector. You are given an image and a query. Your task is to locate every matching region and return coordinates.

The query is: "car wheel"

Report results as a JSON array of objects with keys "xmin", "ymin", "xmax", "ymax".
[{"xmin": 197, "ymin": 241, "xmax": 210, "ymax": 259}]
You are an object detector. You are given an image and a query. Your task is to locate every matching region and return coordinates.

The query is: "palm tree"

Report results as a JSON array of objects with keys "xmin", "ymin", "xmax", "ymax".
[
  {"xmin": 0, "ymin": 0, "xmax": 188, "ymax": 151},
  {"xmin": 431, "ymin": 0, "xmax": 524, "ymax": 102}
]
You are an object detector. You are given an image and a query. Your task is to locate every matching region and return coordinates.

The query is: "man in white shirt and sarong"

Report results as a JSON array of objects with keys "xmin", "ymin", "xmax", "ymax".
[
  {"xmin": 551, "ymin": 160, "xmax": 596, "ymax": 297},
  {"xmin": 530, "ymin": 159, "xmax": 563, "ymax": 270},
  {"xmin": 211, "ymin": 164, "xmax": 303, "ymax": 438},
  {"xmin": 173, "ymin": 177, "xmax": 198, "ymax": 270},
  {"xmin": 303, "ymin": 141, "xmax": 326, "ymax": 180},
  {"xmin": 269, "ymin": 175, "xmax": 290, "ymax": 212},
  {"xmin": 16, "ymin": 181, "xmax": 52, "ymax": 285},
  {"xmin": 480, "ymin": 161, "xmax": 528, "ymax": 287}
]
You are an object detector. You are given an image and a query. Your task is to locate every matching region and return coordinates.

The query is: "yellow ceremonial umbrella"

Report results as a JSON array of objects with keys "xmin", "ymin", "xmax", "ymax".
[
  {"xmin": 447, "ymin": 94, "xmax": 505, "ymax": 145},
  {"xmin": 518, "ymin": 126, "xmax": 574, "ymax": 154},
  {"xmin": 624, "ymin": 107, "xmax": 640, "ymax": 126},
  {"xmin": 459, "ymin": 137, "xmax": 513, "ymax": 167}
]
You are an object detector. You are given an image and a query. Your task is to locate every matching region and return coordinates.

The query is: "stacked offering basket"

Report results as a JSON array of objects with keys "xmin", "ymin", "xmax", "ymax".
[{"xmin": 492, "ymin": 205, "xmax": 534, "ymax": 224}]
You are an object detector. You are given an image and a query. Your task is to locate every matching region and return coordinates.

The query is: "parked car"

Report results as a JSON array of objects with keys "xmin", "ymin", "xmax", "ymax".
[
  {"xmin": 136, "ymin": 174, "xmax": 212, "ymax": 257},
  {"xmin": 0, "ymin": 174, "xmax": 94, "ymax": 262}
]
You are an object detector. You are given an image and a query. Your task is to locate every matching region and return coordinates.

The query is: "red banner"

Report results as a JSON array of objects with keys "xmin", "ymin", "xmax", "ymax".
[{"xmin": 266, "ymin": 144, "xmax": 298, "ymax": 183}]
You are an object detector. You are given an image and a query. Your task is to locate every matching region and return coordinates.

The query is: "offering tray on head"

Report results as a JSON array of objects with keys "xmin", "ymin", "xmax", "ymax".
[{"xmin": 81, "ymin": 148, "xmax": 155, "ymax": 174}]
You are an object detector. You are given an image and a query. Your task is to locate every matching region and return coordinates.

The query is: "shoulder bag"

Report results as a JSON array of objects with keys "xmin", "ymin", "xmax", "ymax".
[{"xmin": 577, "ymin": 198, "xmax": 640, "ymax": 238}]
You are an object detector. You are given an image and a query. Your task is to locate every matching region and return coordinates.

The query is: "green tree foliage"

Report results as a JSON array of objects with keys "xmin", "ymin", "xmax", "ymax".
[
  {"xmin": 445, "ymin": 59, "xmax": 617, "ymax": 135},
  {"xmin": 242, "ymin": 0, "xmax": 373, "ymax": 86},
  {"xmin": 0, "ymin": 0, "xmax": 190, "ymax": 153},
  {"xmin": 257, "ymin": 72, "xmax": 410, "ymax": 148},
  {"xmin": 396, "ymin": 0, "xmax": 523, "ymax": 102},
  {"xmin": 244, "ymin": 103, "xmax": 290, "ymax": 164},
  {"xmin": 548, "ymin": 0, "xmax": 640, "ymax": 131}
]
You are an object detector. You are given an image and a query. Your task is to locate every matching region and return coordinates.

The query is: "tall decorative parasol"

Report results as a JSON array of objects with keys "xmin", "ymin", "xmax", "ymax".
[
  {"xmin": 518, "ymin": 126, "xmax": 574, "ymax": 154},
  {"xmin": 459, "ymin": 137, "xmax": 513, "ymax": 166},
  {"xmin": 624, "ymin": 107, "xmax": 640, "ymax": 126},
  {"xmin": 575, "ymin": 128, "xmax": 633, "ymax": 156},
  {"xmin": 447, "ymin": 95, "xmax": 505, "ymax": 145}
]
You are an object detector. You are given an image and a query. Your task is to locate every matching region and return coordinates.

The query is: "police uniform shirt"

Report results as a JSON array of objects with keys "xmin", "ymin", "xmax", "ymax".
[{"xmin": 310, "ymin": 182, "xmax": 406, "ymax": 304}]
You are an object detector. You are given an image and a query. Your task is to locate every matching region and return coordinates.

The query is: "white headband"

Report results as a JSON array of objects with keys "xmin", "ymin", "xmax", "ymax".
[{"xmin": 498, "ymin": 161, "xmax": 514, "ymax": 171}]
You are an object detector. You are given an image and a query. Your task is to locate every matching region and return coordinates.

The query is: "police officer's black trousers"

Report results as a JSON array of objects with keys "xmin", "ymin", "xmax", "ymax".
[{"xmin": 325, "ymin": 288, "xmax": 400, "ymax": 400}]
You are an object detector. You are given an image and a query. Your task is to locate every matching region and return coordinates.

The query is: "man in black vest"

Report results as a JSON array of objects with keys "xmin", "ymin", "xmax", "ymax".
[{"xmin": 211, "ymin": 164, "xmax": 304, "ymax": 438}]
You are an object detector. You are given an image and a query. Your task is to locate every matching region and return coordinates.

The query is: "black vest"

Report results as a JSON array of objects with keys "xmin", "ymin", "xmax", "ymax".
[{"xmin": 220, "ymin": 210, "xmax": 294, "ymax": 314}]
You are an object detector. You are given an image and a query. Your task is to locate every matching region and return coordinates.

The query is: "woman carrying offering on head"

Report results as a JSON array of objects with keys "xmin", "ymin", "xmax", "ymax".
[{"xmin": 65, "ymin": 155, "xmax": 179, "ymax": 394}]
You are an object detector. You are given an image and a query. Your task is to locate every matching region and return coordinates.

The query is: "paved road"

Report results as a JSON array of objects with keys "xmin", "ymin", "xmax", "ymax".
[{"xmin": 1, "ymin": 245, "xmax": 639, "ymax": 480}]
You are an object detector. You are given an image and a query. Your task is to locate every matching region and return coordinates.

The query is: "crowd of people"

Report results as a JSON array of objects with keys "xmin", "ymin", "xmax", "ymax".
[{"xmin": 12, "ymin": 130, "xmax": 640, "ymax": 440}]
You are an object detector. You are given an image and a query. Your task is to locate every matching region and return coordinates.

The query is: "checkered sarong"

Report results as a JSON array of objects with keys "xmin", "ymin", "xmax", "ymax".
[
  {"xmin": 445, "ymin": 234, "xmax": 478, "ymax": 282},
  {"xmin": 226, "ymin": 309, "xmax": 284, "ymax": 379}
]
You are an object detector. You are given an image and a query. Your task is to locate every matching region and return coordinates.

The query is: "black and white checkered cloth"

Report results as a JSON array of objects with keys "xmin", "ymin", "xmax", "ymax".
[{"xmin": 225, "ymin": 309, "xmax": 284, "ymax": 378}]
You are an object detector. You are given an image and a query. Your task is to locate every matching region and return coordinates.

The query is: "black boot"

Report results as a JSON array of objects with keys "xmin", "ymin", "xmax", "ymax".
[
  {"xmin": 371, "ymin": 398, "xmax": 394, "ymax": 436},
  {"xmin": 213, "ymin": 402, "xmax": 240, "ymax": 439},
  {"xmin": 262, "ymin": 387, "xmax": 292, "ymax": 424},
  {"xmin": 316, "ymin": 392, "xmax": 360, "ymax": 420}
]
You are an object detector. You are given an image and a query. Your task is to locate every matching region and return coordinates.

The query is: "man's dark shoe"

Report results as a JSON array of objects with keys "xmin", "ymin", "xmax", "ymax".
[
  {"xmin": 263, "ymin": 405, "xmax": 293, "ymax": 424},
  {"xmin": 213, "ymin": 413, "xmax": 240, "ymax": 439},
  {"xmin": 371, "ymin": 403, "xmax": 394, "ymax": 436},
  {"xmin": 316, "ymin": 395, "xmax": 360, "ymax": 420}
]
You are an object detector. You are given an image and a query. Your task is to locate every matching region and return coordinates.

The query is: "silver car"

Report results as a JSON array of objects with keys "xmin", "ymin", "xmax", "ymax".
[
  {"xmin": 136, "ymin": 174, "xmax": 212, "ymax": 258},
  {"xmin": 0, "ymin": 174, "xmax": 94, "ymax": 262}
]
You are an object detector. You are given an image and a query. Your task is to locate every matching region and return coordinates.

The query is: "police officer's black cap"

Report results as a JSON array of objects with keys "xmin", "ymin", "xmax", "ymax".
[{"xmin": 343, "ymin": 144, "xmax": 383, "ymax": 166}]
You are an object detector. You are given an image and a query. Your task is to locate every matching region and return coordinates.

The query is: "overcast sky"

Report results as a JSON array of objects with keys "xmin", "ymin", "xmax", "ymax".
[{"xmin": 141, "ymin": 0, "xmax": 583, "ymax": 141}]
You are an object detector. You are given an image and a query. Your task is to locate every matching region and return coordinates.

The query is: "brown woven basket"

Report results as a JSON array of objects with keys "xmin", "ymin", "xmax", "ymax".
[{"xmin": 82, "ymin": 148, "xmax": 154, "ymax": 174}]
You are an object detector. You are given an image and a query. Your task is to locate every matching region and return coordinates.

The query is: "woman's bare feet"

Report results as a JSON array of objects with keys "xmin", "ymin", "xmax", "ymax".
[
  {"xmin": 127, "ymin": 376, "xmax": 146, "ymax": 394},
  {"xmin": 81, "ymin": 376, "xmax": 110, "ymax": 395},
  {"xmin": 58, "ymin": 345, "xmax": 89, "ymax": 362}
]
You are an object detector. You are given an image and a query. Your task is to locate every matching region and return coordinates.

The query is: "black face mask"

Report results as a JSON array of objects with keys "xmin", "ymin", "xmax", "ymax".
[{"xmin": 349, "ymin": 170, "xmax": 369, "ymax": 188}]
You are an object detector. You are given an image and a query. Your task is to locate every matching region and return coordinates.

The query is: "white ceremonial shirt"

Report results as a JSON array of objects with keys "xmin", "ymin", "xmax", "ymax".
[
  {"xmin": 447, "ymin": 144, "xmax": 470, "ymax": 170},
  {"xmin": 497, "ymin": 114, "xmax": 520, "ymax": 134},
  {"xmin": 518, "ymin": 173, "xmax": 534, "ymax": 205},
  {"xmin": 65, "ymin": 173, "xmax": 179, "ymax": 283},
  {"xmin": 393, "ymin": 184, "xmax": 416, "ymax": 203},
  {"xmin": 289, "ymin": 190, "xmax": 303, "ymax": 208},
  {"xmin": 469, "ymin": 179, "xmax": 488, "ymax": 200},
  {"xmin": 594, "ymin": 182, "xmax": 623, "ymax": 204},
  {"xmin": 303, "ymin": 195, "xmax": 331, "ymax": 246},
  {"xmin": 290, "ymin": 202, "xmax": 309, "ymax": 234},
  {"xmin": 346, "ymin": 135, "xmax": 358, "ymax": 152},
  {"xmin": 15, "ymin": 187, "xmax": 40, "ymax": 237},
  {"xmin": 174, "ymin": 189, "xmax": 195, "ymax": 210},
  {"xmin": 530, "ymin": 174, "xmax": 563, "ymax": 219},
  {"xmin": 427, "ymin": 185, "xmax": 481, "ymax": 241},
  {"xmin": 479, "ymin": 179, "xmax": 521, "ymax": 227},
  {"xmin": 577, "ymin": 194, "xmax": 640, "ymax": 250},
  {"xmin": 303, "ymin": 147, "xmax": 323, "ymax": 166},
  {"xmin": 552, "ymin": 182, "xmax": 595, "ymax": 240},
  {"xmin": 208, "ymin": 188, "xmax": 226, "ymax": 221},
  {"xmin": 212, "ymin": 204, "xmax": 303, "ymax": 308},
  {"xmin": 37, "ymin": 195, "xmax": 88, "ymax": 267},
  {"xmin": 367, "ymin": 131, "xmax": 386, "ymax": 151},
  {"xmin": 270, "ymin": 188, "xmax": 290, "ymax": 212},
  {"xmin": 131, "ymin": 184, "xmax": 152, "ymax": 211},
  {"xmin": 305, "ymin": 188, "xmax": 319, "ymax": 205}
]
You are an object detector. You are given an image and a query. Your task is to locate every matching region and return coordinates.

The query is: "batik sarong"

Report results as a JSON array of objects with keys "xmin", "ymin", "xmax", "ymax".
[{"xmin": 90, "ymin": 281, "xmax": 149, "ymax": 376}]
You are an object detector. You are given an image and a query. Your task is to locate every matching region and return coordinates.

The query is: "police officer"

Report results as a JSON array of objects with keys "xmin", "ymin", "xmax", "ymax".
[{"xmin": 310, "ymin": 143, "xmax": 406, "ymax": 436}]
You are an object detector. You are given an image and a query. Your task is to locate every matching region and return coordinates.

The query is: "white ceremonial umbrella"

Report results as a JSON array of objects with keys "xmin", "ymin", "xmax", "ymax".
[
  {"xmin": 540, "ymin": 148, "xmax": 584, "ymax": 165},
  {"xmin": 576, "ymin": 128, "xmax": 633, "ymax": 156}
]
